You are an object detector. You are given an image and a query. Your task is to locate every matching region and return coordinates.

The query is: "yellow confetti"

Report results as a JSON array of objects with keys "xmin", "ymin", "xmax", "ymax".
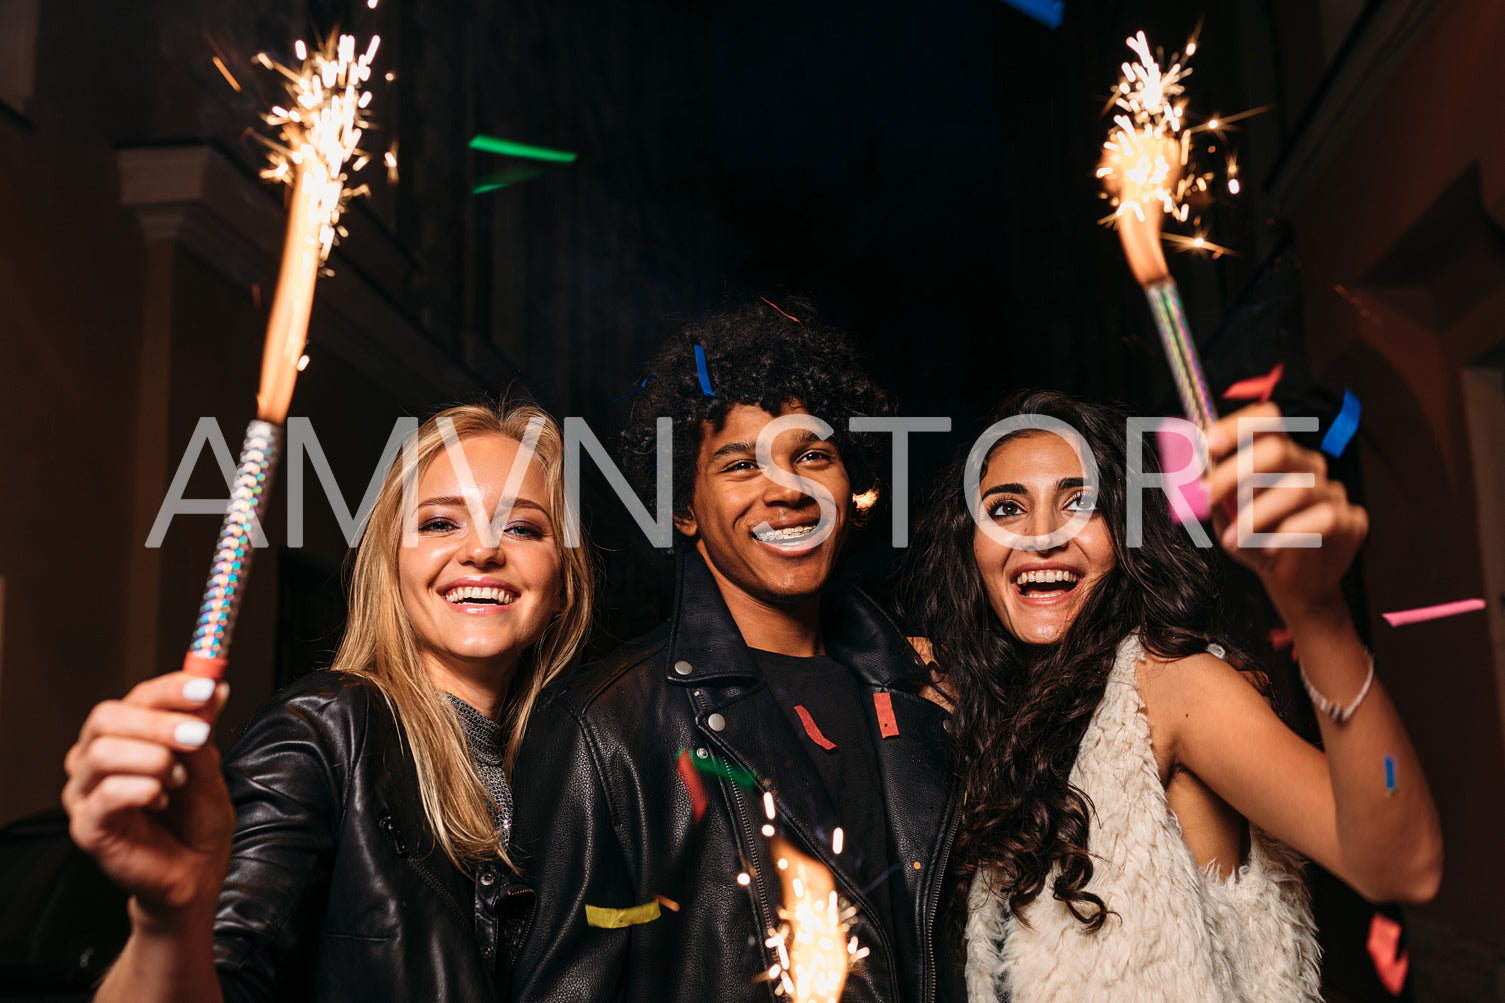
[{"xmin": 585, "ymin": 901, "xmax": 662, "ymax": 929}]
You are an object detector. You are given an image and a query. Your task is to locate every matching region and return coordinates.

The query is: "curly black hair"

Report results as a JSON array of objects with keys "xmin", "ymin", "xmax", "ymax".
[
  {"xmin": 619, "ymin": 297, "xmax": 891, "ymax": 523},
  {"xmin": 900, "ymin": 390, "xmax": 1252, "ymax": 939}
]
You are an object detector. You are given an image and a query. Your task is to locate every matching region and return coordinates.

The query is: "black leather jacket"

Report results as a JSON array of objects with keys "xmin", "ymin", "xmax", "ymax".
[
  {"xmin": 214, "ymin": 672, "xmax": 527, "ymax": 1002},
  {"xmin": 510, "ymin": 547, "xmax": 965, "ymax": 1002}
]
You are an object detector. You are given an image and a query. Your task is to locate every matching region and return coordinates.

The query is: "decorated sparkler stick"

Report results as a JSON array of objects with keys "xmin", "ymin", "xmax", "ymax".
[
  {"xmin": 764, "ymin": 830, "xmax": 867, "ymax": 1003},
  {"xmin": 1100, "ymin": 31, "xmax": 1218, "ymax": 432},
  {"xmin": 183, "ymin": 24, "xmax": 382, "ymax": 679}
]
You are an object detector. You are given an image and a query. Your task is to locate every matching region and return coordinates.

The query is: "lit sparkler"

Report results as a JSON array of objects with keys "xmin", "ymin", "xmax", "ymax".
[
  {"xmin": 184, "ymin": 12, "xmax": 383, "ymax": 679},
  {"xmin": 763, "ymin": 835, "xmax": 867, "ymax": 1003},
  {"xmin": 1100, "ymin": 29, "xmax": 1218, "ymax": 431}
]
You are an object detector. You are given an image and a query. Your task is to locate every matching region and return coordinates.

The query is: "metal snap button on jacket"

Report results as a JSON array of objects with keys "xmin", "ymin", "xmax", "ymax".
[
  {"xmin": 706, "ymin": 713, "xmax": 726, "ymax": 732},
  {"xmin": 673, "ymin": 660, "xmax": 693, "ymax": 675}
]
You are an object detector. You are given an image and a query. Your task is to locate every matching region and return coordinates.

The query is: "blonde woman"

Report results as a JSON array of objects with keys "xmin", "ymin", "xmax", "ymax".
[{"xmin": 62, "ymin": 402, "xmax": 594, "ymax": 1002}]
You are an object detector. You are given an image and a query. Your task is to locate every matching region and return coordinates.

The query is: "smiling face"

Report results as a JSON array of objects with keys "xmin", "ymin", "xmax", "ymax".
[
  {"xmin": 674, "ymin": 403, "xmax": 851, "ymax": 616},
  {"xmin": 973, "ymin": 432, "xmax": 1116, "ymax": 646},
  {"xmin": 398, "ymin": 432, "xmax": 563, "ymax": 688}
]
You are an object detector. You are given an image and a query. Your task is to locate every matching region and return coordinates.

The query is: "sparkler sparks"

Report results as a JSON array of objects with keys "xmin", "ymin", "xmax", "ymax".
[
  {"xmin": 1100, "ymin": 28, "xmax": 1226, "ymax": 431},
  {"xmin": 255, "ymin": 29, "xmax": 379, "ymax": 268},
  {"xmin": 764, "ymin": 837, "xmax": 865, "ymax": 1003},
  {"xmin": 1100, "ymin": 30, "xmax": 1205, "ymax": 240}
]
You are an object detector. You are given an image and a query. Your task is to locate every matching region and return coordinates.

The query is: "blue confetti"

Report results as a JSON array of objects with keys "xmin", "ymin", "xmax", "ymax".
[
  {"xmin": 1384, "ymin": 754, "xmax": 1397, "ymax": 795},
  {"xmin": 1320, "ymin": 389, "xmax": 1361, "ymax": 458},
  {"xmin": 613, "ymin": 374, "xmax": 655, "ymax": 402},
  {"xmin": 694, "ymin": 344, "xmax": 715, "ymax": 397},
  {"xmin": 1002, "ymin": 0, "xmax": 1063, "ymax": 29}
]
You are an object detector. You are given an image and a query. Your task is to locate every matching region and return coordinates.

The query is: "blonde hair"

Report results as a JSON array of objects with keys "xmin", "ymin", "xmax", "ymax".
[{"xmin": 332, "ymin": 401, "xmax": 594, "ymax": 871}]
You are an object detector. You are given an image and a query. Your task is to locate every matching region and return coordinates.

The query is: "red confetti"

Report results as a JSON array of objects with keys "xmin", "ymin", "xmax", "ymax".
[
  {"xmin": 873, "ymin": 692, "xmax": 899, "ymax": 739},
  {"xmin": 1268, "ymin": 626, "xmax": 1299, "ymax": 661},
  {"xmin": 759, "ymin": 296, "xmax": 803, "ymax": 325},
  {"xmin": 793, "ymin": 705, "xmax": 837, "ymax": 750},
  {"xmin": 675, "ymin": 748, "xmax": 708, "ymax": 823},
  {"xmin": 1222, "ymin": 361, "xmax": 1285, "ymax": 402},
  {"xmin": 1366, "ymin": 913, "xmax": 1409, "ymax": 995}
]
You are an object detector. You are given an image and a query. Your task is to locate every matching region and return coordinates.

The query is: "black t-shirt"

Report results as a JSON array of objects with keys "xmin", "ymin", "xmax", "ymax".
[{"xmin": 751, "ymin": 648, "xmax": 895, "ymax": 939}]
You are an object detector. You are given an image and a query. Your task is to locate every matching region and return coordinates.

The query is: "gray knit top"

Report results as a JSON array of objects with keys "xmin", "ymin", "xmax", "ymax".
[{"xmin": 445, "ymin": 694, "xmax": 514, "ymax": 843}]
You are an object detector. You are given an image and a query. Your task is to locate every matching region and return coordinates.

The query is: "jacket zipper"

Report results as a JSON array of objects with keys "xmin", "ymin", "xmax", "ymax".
[
  {"xmin": 405, "ymin": 854, "xmax": 474, "ymax": 932},
  {"xmin": 921, "ymin": 782, "xmax": 964, "ymax": 1003}
]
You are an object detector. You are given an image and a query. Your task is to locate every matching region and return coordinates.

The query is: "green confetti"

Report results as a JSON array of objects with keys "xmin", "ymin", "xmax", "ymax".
[
  {"xmin": 676, "ymin": 747, "xmax": 758, "ymax": 789},
  {"xmin": 469, "ymin": 134, "xmax": 578, "ymax": 162},
  {"xmin": 472, "ymin": 163, "xmax": 546, "ymax": 194}
]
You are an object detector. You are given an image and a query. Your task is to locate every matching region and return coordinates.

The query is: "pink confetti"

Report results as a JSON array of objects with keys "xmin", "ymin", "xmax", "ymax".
[
  {"xmin": 793, "ymin": 705, "xmax": 837, "ymax": 750},
  {"xmin": 873, "ymin": 693, "xmax": 899, "ymax": 739},
  {"xmin": 1222, "ymin": 362, "xmax": 1284, "ymax": 402},
  {"xmin": 1381, "ymin": 598, "xmax": 1486, "ymax": 627},
  {"xmin": 1366, "ymin": 913, "xmax": 1409, "ymax": 995},
  {"xmin": 1156, "ymin": 419, "xmax": 1210, "ymax": 524}
]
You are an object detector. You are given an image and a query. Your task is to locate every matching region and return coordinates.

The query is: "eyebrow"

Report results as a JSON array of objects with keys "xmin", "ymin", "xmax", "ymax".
[
  {"xmin": 416, "ymin": 495, "xmax": 552, "ymax": 519},
  {"xmin": 979, "ymin": 477, "xmax": 1085, "ymax": 505},
  {"xmin": 708, "ymin": 430, "xmax": 823, "ymax": 463}
]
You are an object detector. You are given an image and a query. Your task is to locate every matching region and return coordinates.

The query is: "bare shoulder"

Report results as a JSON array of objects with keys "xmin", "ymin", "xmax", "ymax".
[
  {"xmin": 1137, "ymin": 649, "xmax": 1270, "ymax": 765},
  {"xmin": 1137, "ymin": 649, "xmax": 1264, "ymax": 702}
]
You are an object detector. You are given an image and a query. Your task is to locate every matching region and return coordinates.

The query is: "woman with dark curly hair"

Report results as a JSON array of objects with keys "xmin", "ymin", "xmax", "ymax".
[{"xmin": 903, "ymin": 390, "xmax": 1441, "ymax": 1003}]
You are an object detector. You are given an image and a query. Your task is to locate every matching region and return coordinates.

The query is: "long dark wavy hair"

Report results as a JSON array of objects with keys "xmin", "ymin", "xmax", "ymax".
[{"xmin": 902, "ymin": 390, "xmax": 1249, "ymax": 934}]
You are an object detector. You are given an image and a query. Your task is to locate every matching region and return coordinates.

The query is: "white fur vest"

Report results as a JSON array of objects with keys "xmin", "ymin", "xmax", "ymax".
[{"xmin": 963, "ymin": 636, "xmax": 1322, "ymax": 1003}]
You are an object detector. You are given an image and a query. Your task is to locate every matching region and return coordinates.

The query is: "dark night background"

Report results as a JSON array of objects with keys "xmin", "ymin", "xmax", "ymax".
[{"xmin": 3, "ymin": 0, "xmax": 1503, "ymax": 999}]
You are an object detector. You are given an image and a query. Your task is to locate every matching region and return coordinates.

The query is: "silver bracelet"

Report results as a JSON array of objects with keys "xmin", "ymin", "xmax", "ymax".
[{"xmin": 1300, "ymin": 653, "xmax": 1375, "ymax": 724}]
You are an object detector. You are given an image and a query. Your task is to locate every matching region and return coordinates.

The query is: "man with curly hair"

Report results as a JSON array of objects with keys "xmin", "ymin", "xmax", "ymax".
[{"xmin": 510, "ymin": 299, "xmax": 965, "ymax": 1002}]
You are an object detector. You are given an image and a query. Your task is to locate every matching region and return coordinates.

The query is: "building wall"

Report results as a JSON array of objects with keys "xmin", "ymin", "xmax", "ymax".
[
  {"xmin": 1269, "ymin": 0, "xmax": 1505, "ymax": 991},
  {"xmin": 0, "ymin": 0, "xmax": 500, "ymax": 826}
]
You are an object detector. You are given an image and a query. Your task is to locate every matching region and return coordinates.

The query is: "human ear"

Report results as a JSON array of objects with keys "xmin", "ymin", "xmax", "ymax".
[{"xmin": 673, "ymin": 507, "xmax": 699, "ymax": 538}]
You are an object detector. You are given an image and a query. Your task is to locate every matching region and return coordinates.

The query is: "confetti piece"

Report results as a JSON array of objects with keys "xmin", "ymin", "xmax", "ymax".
[
  {"xmin": 473, "ymin": 163, "xmax": 546, "ymax": 194},
  {"xmin": 688, "ymin": 752, "xmax": 759, "ymax": 789},
  {"xmin": 1366, "ymin": 913, "xmax": 1409, "ymax": 995},
  {"xmin": 1156, "ymin": 419, "xmax": 1210, "ymax": 524},
  {"xmin": 675, "ymin": 748, "xmax": 709, "ymax": 823},
  {"xmin": 1381, "ymin": 598, "xmax": 1486, "ymax": 627},
  {"xmin": 873, "ymin": 693, "xmax": 899, "ymax": 739},
  {"xmin": 1221, "ymin": 361, "xmax": 1284, "ymax": 402},
  {"xmin": 585, "ymin": 900, "xmax": 662, "ymax": 928},
  {"xmin": 1320, "ymin": 389, "xmax": 1361, "ymax": 458},
  {"xmin": 1384, "ymin": 754, "xmax": 1397, "ymax": 796},
  {"xmin": 613, "ymin": 373, "xmax": 655, "ymax": 402},
  {"xmin": 1268, "ymin": 627, "xmax": 1299, "ymax": 661},
  {"xmin": 468, "ymin": 134, "xmax": 578, "ymax": 162},
  {"xmin": 694, "ymin": 344, "xmax": 715, "ymax": 397},
  {"xmin": 759, "ymin": 296, "xmax": 804, "ymax": 325},
  {"xmin": 1001, "ymin": 0, "xmax": 1064, "ymax": 29},
  {"xmin": 793, "ymin": 705, "xmax": 837, "ymax": 751},
  {"xmin": 653, "ymin": 893, "xmax": 681, "ymax": 912}
]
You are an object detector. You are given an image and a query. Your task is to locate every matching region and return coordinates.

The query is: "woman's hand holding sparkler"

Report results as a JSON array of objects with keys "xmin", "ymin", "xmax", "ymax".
[
  {"xmin": 1201, "ymin": 402, "xmax": 1368, "ymax": 619},
  {"xmin": 63, "ymin": 672, "xmax": 234, "ymax": 999}
]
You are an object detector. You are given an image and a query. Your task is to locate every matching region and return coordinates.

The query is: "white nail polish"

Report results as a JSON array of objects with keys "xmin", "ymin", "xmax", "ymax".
[
  {"xmin": 182, "ymin": 677, "xmax": 216, "ymax": 703},
  {"xmin": 174, "ymin": 720, "xmax": 211, "ymax": 748}
]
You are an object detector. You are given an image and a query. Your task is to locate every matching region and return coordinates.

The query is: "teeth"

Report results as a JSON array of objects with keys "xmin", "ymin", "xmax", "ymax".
[
  {"xmin": 443, "ymin": 585, "xmax": 516, "ymax": 604},
  {"xmin": 1013, "ymin": 569, "xmax": 1079, "ymax": 587},
  {"xmin": 754, "ymin": 524, "xmax": 817, "ymax": 543}
]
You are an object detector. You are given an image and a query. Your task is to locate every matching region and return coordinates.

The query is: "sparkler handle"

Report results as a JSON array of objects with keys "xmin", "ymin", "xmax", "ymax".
[
  {"xmin": 1143, "ymin": 278, "xmax": 1218, "ymax": 432},
  {"xmin": 184, "ymin": 419, "xmax": 282, "ymax": 680}
]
